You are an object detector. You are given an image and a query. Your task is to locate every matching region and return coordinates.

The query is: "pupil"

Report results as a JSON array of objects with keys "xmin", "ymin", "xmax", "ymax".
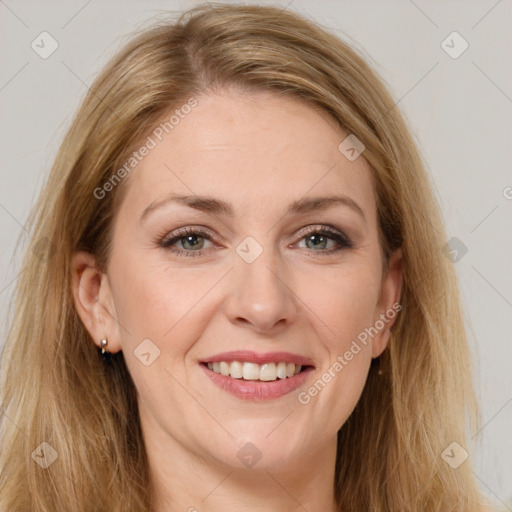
[
  {"xmin": 184, "ymin": 235, "xmax": 203, "ymax": 250},
  {"xmin": 308, "ymin": 234, "xmax": 326, "ymax": 249}
]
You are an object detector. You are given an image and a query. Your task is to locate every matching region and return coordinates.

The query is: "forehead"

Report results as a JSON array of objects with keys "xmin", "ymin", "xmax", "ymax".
[{"xmin": 119, "ymin": 89, "xmax": 376, "ymax": 222}]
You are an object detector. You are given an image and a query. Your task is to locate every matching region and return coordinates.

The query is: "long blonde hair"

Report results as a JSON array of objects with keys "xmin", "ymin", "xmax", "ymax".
[{"xmin": 0, "ymin": 3, "xmax": 487, "ymax": 510}]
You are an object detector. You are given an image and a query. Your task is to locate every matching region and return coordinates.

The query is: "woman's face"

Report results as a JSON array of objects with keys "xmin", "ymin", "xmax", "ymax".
[{"xmin": 76, "ymin": 88, "xmax": 401, "ymax": 473}]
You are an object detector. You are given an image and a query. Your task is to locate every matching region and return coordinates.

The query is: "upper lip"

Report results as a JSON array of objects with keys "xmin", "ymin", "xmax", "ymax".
[{"xmin": 201, "ymin": 350, "xmax": 315, "ymax": 367}]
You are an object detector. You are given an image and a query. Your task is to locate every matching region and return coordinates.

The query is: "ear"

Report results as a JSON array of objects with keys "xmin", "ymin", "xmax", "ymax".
[
  {"xmin": 71, "ymin": 251, "xmax": 122, "ymax": 353},
  {"xmin": 371, "ymin": 248, "xmax": 403, "ymax": 358}
]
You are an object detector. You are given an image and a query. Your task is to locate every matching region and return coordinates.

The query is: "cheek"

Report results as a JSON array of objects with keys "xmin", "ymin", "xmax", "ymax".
[
  {"xmin": 298, "ymin": 262, "xmax": 379, "ymax": 411},
  {"xmin": 108, "ymin": 253, "xmax": 217, "ymax": 358},
  {"xmin": 107, "ymin": 256, "xmax": 210, "ymax": 412},
  {"xmin": 305, "ymin": 261, "xmax": 381, "ymax": 350}
]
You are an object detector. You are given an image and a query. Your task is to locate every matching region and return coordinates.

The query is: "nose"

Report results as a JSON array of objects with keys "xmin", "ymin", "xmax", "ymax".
[{"xmin": 223, "ymin": 240, "xmax": 299, "ymax": 334}]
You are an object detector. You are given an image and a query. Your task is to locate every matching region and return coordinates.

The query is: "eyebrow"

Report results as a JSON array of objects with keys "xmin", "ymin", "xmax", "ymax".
[{"xmin": 140, "ymin": 193, "xmax": 366, "ymax": 224}]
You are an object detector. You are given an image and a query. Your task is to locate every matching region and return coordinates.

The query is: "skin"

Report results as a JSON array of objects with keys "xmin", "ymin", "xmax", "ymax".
[{"xmin": 73, "ymin": 88, "xmax": 402, "ymax": 512}]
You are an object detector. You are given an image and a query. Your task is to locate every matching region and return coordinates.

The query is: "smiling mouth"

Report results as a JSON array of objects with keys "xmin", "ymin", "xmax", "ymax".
[{"xmin": 201, "ymin": 361, "xmax": 312, "ymax": 382}]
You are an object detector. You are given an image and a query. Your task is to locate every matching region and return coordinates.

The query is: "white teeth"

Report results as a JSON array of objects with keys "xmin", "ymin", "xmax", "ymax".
[
  {"xmin": 219, "ymin": 361, "xmax": 230, "ymax": 376},
  {"xmin": 206, "ymin": 360, "xmax": 305, "ymax": 381},
  {"xmin": 229, "ymin": 361, "xmax": 243, "ymax": 379},
  {"xmin": 259, "ymin": 363, "xmax": 277, "ymax": 381},
  {"xmin": 276, "ymin": 361, "xmax": 288, "ymax": 379},
  {"xmin": 242, "ymin": 362, "xmax": 260, "ymax": 380}
]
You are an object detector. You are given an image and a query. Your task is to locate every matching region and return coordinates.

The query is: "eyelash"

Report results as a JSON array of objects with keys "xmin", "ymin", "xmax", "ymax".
[{"xmin": 158, "ymin": 225, "xmax": 353, "ymax": 258}]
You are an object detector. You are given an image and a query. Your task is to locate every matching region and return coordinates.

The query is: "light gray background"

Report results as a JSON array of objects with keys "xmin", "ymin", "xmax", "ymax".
[{"xmin": 1, "ymin": 0, "xmax": 511, "ymax": 507}]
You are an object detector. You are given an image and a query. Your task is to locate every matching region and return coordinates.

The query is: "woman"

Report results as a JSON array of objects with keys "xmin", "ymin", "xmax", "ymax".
[{"xmin": 0, "ymin": 3, "xmax": 489, "ymax": 511}]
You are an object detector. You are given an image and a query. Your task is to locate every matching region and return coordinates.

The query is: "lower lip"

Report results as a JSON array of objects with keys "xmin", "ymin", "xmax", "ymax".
[{"xmin": 200, "ymin": 363, "xmax": 314, "ymax": 401}]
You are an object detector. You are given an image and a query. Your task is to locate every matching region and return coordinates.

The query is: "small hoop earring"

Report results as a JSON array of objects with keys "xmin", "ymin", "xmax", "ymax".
[{"xmin": 98, "ymin": 338, "xmax": 113, "ymax": 365}]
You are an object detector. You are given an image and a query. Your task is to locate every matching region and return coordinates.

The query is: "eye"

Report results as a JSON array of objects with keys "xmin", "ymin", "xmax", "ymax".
[
  {"xmin": 294, "ymin": 225, "xmax": 352, "ymax": 253},
  {"xmin": 160, "ymin": 227, "xmax": 214, "ymax": 258}
]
